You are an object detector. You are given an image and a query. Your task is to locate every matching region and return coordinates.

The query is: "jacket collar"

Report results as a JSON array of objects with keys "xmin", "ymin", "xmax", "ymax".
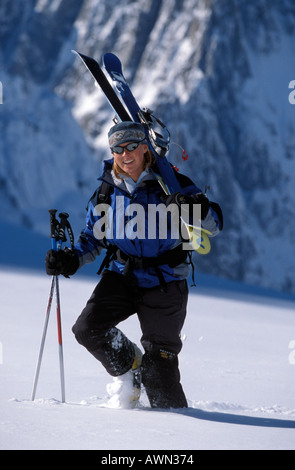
[{"xmin": 99, "ymin": 158, "xmax": 156, "ymax": 193}]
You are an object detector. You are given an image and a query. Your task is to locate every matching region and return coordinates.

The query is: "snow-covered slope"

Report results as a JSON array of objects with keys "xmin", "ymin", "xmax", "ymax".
[
  {"xmin": 1, "ymin": 213, "xmax": 295, "ymax": 450},
  {"xmin": 0, "ymin": 267, "xmax": 295, "ymax": 450},
  {"xmin": 1, "ymin": 1, "xmax": 295, "ymax": 292}
]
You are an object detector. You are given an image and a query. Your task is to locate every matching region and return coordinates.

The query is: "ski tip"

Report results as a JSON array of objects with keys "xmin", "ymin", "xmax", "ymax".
[
  {"xmin": 72, "ymin": 50, "xmax": 87, "ymax": 60},
  {"xmin": 103, "ymin": 52, "xmax": 117, "ymax": 60},
  {"xmin": 72, "ymin": 51, "xmax": 100, "ymax": 71},
  {"xmin": 103, "ymin": 52, "xmax": 122, "ymax": 70},
  {"xmin": 72, "ymin": 50, "xmax": 87, "ymax": 61},
  {"xmin": 72, "ymin": 50, "xmax": 94, "ymax": 63}
]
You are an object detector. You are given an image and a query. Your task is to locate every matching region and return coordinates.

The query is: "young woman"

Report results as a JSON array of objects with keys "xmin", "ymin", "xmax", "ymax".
[{"xmin": 45, "ymin": 121, "xmax": 223, "ymax": 409}]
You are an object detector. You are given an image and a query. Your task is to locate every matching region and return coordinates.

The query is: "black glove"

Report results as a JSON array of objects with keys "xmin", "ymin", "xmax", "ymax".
[
  {"xmin": 164, "ymin": 192, "xmax": 210, "ymax": 220},
  {"xmin": 45, "ymin": 248, "xmax": 79, "ymax": 277}
]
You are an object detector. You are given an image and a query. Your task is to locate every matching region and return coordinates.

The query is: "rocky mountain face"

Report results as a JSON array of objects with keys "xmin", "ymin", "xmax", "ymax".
[{"xmin": 1, "ymin": 0, "xmax": 295, "ymax": 293}]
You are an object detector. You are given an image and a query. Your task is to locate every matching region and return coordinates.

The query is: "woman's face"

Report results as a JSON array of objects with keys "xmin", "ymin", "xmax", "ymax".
[{"xmin": 112, "ymin": 142, "xmax": 148, "ymax": 181}]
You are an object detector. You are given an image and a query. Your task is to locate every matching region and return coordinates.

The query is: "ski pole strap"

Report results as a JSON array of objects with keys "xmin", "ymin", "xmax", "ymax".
[
  {"xmin": 48, "ymin": 210, "xmax": 75, "ymax": 252},
  {"xmin": 58, "ymin": 212, "xmax": 75, "ymax": 250},
  {"xmin": 65, "ymin": 219, "xmax": 75, "ymax": 250},
  {"xmin": 57, "ymin": 212, "xmax": 69, "ymax": 244},
  {"xmin": 59, "ymin": 212, "xmax": 75, "ymax": 249}
]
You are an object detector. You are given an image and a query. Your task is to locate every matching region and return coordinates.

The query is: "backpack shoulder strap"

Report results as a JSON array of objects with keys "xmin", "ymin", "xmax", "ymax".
[
  {"xmin": 97, "ymin": 180, "xmax": 113, "ymax": 203},
  {"xmin": 87, "ymin": 180, "xmax": 114, "ymax": 210}
]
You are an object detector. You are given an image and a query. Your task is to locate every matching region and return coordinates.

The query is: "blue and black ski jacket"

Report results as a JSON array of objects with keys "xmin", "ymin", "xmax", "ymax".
[{"xmin": 74, "ymin": 159, "xmax": 222, "ymax": 288}]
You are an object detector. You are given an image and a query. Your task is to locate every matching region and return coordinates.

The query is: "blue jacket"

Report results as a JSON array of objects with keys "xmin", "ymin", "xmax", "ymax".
[{"xmin": 74, "ymin": 159, "xmax": 222, "ymax": 288}]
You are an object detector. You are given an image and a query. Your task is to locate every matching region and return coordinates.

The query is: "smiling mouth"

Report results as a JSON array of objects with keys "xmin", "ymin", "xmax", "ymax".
[{"xmin": 123, "ymin": 159, "xmax": 134, "ymax": 164}]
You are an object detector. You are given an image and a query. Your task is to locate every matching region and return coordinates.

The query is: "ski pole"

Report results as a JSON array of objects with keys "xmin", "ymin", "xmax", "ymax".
[
  {"xmin": 31, "ymin": 209, "xmax": 59, "ymax": 401},
  {"xmin": 31, "ymin": 209, "xmax": 69, "ymax": 403},
  {"xmin": 54, "ymin": 274, "xmax": 65, "ymax": 402},
  {"xmin": 31, "ymin": 275, "xmax": 55, "ymax": 401},
  {"xmin": 54, "ymin": 212, "xmax": 70, "ymax": 404}
]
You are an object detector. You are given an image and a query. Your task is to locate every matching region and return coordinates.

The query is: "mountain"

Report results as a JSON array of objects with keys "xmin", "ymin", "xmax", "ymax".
[{"xmin": 1, "ymin": 0, "xmax": 295, "ymax": 294}]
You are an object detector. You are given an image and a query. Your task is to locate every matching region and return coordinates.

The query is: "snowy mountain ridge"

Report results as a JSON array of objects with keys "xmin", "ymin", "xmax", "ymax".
[{"xmin": 1, "ymin": 0, "xmax": 295, "ymax": 293}]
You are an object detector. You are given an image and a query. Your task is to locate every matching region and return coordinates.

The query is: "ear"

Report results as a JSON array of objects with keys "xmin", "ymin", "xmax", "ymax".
[{"xmin": 142, "ymin": 143, "xmax": 149, "ymax": 153}]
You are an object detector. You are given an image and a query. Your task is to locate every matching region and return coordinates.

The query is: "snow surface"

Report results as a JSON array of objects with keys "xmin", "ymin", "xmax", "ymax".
[{"xmin": 1, "ymin": 264, "xmax": 295, "ymax": 451}]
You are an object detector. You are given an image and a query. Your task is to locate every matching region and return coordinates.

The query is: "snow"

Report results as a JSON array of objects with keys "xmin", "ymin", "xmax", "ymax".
[{"xmin": 1, "ymin": 264, "xmax": 295, "ymax": 450}]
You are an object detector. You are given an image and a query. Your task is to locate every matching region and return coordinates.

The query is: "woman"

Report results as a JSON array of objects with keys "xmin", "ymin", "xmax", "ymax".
[{"xmin": 45, "ymin": 121, "xmax": 223, "ymax": 409}]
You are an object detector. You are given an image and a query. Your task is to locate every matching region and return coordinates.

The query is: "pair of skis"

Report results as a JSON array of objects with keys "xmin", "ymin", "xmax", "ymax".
[{"xmin": 73, "ymin": 50, "xmax": 211, "ymax": 254}]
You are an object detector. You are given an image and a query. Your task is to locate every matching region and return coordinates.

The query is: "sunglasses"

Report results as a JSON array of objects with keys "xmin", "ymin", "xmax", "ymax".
[{"xmin": 111, "ymin": 139, "xmax": 145, "ymax": 155}]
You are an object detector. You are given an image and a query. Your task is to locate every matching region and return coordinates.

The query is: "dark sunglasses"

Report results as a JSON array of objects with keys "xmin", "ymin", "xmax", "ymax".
[{"xmin": 111, "ymin": 139, "xmax": 145, "ymax": 155}]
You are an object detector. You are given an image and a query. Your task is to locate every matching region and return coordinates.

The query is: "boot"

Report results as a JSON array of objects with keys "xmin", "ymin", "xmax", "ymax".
[{"xmin": 106, "ymin": 343, "xmax": 143, "ymax": 409}]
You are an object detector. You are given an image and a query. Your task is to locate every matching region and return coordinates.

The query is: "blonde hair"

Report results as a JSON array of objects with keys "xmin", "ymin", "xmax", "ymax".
[{"xmin": 113, "ymin": 148, "xmax": 156, "ymax": 179}]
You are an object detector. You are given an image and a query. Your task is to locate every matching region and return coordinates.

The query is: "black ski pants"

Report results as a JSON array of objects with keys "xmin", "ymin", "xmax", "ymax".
[{"xmin": 72, "ymin": 270, "xmax": 188, "ymax": 408}]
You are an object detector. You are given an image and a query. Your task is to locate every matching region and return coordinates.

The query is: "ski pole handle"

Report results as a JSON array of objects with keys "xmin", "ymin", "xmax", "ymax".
[{"xmin": 48, "ymin": 209, "xmax": 58, "ymax": 251}]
